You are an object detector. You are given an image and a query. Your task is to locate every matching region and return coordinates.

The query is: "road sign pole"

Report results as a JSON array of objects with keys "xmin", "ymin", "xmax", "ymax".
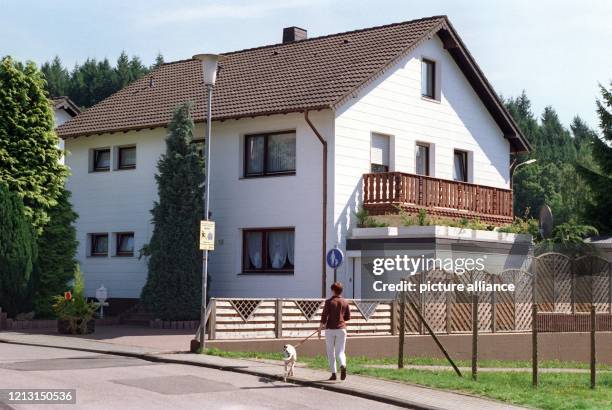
[{"xmin": 334, "ymin": 268, "xmax": 337, "ymax": 283}]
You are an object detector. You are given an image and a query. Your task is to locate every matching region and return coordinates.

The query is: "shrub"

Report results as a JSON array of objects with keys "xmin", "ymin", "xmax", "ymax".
[
  {"xmin": 0, "ymin": 184, "xmax": 37, "ymax": 317},
  {"xmin": 52, "ymin": 267, "xmax": 98, "ymax": 334}
]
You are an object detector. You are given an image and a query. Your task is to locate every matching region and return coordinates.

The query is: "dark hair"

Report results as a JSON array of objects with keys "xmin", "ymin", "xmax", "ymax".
[{"xmin": 331, "ymin": 282, "xmax": 343, "ymax": 294}]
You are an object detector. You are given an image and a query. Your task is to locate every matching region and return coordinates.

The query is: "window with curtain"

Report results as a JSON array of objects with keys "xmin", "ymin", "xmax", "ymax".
[
  {"xmin": 93, "ymin": 148, "xmax": 110, "ymax": 171},
  {"xmin": 118, "ymin": 146, "xmax": 136, "ymax": 169},
  {"xmin": 415, "ymin": 143, "xmax": 430, "ymax": 176},
  {"xmin": 243, "ymin": 229, "xmax": 295, "ymax": 273},
  {"xmin": 116, "ymin": 232, "xmax": 134, "ymax": 256},
  {"xmin": 90, "ymin": 233, "xmax": 108, "ymax": 256},
  {"xmin": 453, "ymin": 150, "xmax": 468, "ymax": 182},
  {"xmin": 245, "ymin": 132, "xmax": 296, "ymax": 177},
  {"xmin": 421, "ymin": 59, "xmax": 436, "ymax": 99}
]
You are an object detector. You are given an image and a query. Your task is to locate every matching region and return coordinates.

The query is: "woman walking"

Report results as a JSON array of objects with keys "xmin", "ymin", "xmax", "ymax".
[{"xmin": 319, "ymin": 282, "xmax": 350, "ymax": 380}]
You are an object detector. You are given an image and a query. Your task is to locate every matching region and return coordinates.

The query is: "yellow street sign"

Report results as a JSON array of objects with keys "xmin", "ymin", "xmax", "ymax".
[{"xmin": 200, "ymin": 220, "xmax": 215, "ymax": 251}]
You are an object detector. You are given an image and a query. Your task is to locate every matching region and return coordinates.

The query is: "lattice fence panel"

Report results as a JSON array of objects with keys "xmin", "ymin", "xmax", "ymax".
[
  {"xmin": 535, "ymin": 253, "xmax": 570, "ymax": 312},
  {"xmin": 295, "ymin": 300, "xmax": 322, "ymax": 321},
  {"xmin": 473, "ymin": 270, "xmax": 492, "ymax": 331},
  {"xmin": 422, "ymin": 270, "xmax": 448, "ymax": 333},
  {"xmin": 574, "ymin": 275, "xmax": 592, "ymax": 313},
  {"xmin": 554, "ymin": 259, "xmax": 572, "ymax": 313},
  {"xmin": 575, "ymin": 255, "xmax": 611, "ymax": 313},
  {"xmin": 496, "ymin": 270, "xmax": 518, "ymax": 331},
  {"xmin": 451, "ymin": 272, "xmax": 472, "ymax": 332},
  {"xmin": 281, "ymin": 299, "xmax": 324, "ymax": 338},
  {"xmin": 354, "ymin": 300, "xmax": 379, "ymax": 321},
  {"xmin": 514, "ymin": 271, "xmax": 533, "ymax": 330},
  {"xmin": 230, "ymin": 299, "xmax": 262, "ymax": 322},
  {"xmin": 395, "ymin": 275, "xmax": 421, "ymax": 334}
]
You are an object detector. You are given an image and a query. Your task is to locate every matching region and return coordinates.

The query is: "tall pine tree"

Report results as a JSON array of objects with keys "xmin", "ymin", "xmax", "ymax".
[
  {"xmin": 40, "ymin": 56, "xmax": 70, "ymax": 97},
  {"xmin": 578, "ymin": 83, "xmax": 612, "ymax": 233},
  {"xmin": 32, "ymin": 188, "xmax": 79, "ymax": 317},
  {"xmin": 140, "ymin": 103, "xmax": 205, "ymax": 320},
  {"xmin": 0, "ymin": 184, "xmax": 37, "ymax": 317}
]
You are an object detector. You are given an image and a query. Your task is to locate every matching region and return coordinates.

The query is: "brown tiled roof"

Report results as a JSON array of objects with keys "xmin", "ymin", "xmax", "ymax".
[
  {"xmin": 55, "ymin": 15, "xmax": 529, "ymax": 152},
  {"xmin": 51, "ymin": 96, "xmax": 81, "ymax": 117}
]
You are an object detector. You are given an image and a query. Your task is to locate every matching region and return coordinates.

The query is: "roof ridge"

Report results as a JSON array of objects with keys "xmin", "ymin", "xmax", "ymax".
[{"xmin": 159, "ymin": 15, "xmax": 448, "ymax": 66}]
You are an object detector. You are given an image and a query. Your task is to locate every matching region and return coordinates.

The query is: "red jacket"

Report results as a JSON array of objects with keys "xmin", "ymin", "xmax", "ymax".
[{"xmin": 320, "ymin": 295, "xmax": 350, "ymax": 329}]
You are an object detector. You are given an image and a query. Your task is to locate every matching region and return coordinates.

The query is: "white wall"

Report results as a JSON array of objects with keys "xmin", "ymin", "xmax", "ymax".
[
  {"xmin": 333, "ymin": 37, "xmax": 511, "ymax": 285},
  {"xmin": 65, "ymin": 111, "xmax": 332, "ymax": 299},
  {"xmin": 208, "ymin": 111, "xmax": 331, "ymax": 298},
  {"xmin": 65, "ymin": 128, "xmax": 165, "ymax": 298},
  {"xmin": 54, "ymin": 108, "xmax": 72, "ymax": 164}
]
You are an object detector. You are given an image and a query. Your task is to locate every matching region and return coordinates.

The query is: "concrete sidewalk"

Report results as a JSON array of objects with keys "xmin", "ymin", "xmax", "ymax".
[{"xmin": 0, "ymin": 331, "xmax": 525, "ymax": 410}]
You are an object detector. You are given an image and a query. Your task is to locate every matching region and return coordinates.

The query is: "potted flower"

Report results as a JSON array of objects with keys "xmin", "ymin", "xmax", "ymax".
[{"xmin": 53, "ymin": 267, "xmax": 98, "ymax": 334}]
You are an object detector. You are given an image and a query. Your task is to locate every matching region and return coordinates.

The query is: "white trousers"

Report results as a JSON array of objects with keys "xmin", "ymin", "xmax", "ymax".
[{"xmin": 325, "ymin": 328, "xmax": 347, "ymax": 373}]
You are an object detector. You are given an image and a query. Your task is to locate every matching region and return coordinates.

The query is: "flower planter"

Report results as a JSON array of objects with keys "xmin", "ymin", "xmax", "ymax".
[{"xmin": 57, "ymin": 318, "xmax": 95, "ymax": 334}]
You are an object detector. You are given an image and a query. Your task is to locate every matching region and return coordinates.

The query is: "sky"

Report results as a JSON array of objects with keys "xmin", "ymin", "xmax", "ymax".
[{"xmin": 1, "ymin": 0, "xmax": 610, "ymax": 130}]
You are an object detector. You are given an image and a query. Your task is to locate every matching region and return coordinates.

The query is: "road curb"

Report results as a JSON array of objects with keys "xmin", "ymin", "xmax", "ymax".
[{"xmin": 0, "ymin": 338, "xmax": 440, "ymax": 409}]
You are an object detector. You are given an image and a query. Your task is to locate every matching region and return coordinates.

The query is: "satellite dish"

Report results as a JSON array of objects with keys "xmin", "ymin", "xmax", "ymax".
[{"xmin": 538, "ymin": 204, "xmax": 553, "ymax": 239}]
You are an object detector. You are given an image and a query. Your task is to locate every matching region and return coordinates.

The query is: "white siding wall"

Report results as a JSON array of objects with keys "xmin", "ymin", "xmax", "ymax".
[
  {"xmin": 65, "ymin": 111, "xmax": 332, "ymax": 299},
  {"xmin": 65, "ymin": 128, "xmax": 165, "ymax": 298},
  {"xmin": 333, "ymin": 37, "xmax": 511, "ymax": 283},
  {"xmin": 207, "ymin": 111, "xmax": 331, "ymax": 298},
  {"xmin": 54, "ymin": 108, "xmax": 72, "ymax": 164}
]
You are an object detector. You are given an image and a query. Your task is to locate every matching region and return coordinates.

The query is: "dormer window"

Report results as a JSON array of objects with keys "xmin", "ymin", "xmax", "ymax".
[{"xmin": 421, "ymin": 59, "xmax": 436, "ymax": 99}]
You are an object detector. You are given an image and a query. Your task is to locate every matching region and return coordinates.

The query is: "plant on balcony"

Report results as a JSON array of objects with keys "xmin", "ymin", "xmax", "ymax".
[
  {"xmin": 355, "ymin": 207, "xmax": 389, "ymax": 228},
  {"xmin": 417, "ymin": 209, "xmax": 428, "ymax": 226},
  {"xmin": 52, "ymin": 267, "xmax": 98, "ymax": 334}
]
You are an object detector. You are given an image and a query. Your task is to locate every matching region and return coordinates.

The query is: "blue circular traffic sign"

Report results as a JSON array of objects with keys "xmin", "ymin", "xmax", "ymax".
[{"xmin": 326, "ymin": 248, "xmax": 344, "ymax": 269}]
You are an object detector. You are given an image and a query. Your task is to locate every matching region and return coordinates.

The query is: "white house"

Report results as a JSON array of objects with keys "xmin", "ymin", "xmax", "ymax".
[
  {"xmin": 56, "ymin": 16, "xmax": 530, "ymax": 305},
  {"xmin": 52, "ymin": 96, "xmax": 80, "ymax": 164}
]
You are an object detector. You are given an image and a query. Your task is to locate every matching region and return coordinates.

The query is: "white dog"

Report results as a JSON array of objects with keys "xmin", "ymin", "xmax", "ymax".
[{"xmin": 282, "ymin": 344, "xmax": 297, "ymax": 381}]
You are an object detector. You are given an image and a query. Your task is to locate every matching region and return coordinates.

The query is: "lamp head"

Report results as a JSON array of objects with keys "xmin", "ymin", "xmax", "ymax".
[{"xmin": 192, "ymin": 54, "xmax": 226, "ymax": 86}]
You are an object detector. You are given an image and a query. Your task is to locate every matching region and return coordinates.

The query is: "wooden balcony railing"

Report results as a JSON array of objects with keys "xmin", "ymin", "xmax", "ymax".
[{"xmin": 363, "ymin": 172, "xmax": 513, "ymax": 224}]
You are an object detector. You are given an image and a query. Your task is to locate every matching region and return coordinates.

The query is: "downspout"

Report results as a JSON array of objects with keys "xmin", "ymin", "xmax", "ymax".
[{"xmin": 304, "ymin": 111, "xmax": 328, "ymax": 298}]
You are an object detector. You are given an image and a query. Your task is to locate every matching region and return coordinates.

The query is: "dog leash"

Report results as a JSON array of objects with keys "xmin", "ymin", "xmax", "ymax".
[{"xmin": 294, "ymin": 328, "xmax": 321, "ymax": 348}]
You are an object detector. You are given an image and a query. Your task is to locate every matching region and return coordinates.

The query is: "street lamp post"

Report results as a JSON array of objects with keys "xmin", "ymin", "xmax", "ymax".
[
  {"xmin": 193, "ymin": 53, "xmax": 224, "ymax": 350},
  {"xmin": 511, "ymin": 158, "xmax": 537, "ymax": 186}
]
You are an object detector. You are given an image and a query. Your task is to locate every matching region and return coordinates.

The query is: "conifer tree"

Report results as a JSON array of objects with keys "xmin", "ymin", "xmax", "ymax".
[
  {"xmin": 41, "ymin": 56, "xmax": 70, "ymax": 97},
  {"xmin": 0, "ymin": 184, "xmax": 37, "ymax": 317},
  {"xmin": 32, "ymin": 188, "xmax": 78, "ymax": 317},
  {"xmin": 578, "ymin": 83, "xmax": 612, "ymax": 233},
  {"xmin": 0, "ymin": 56, "xmax": 67, "ymax": 231},
  {"xmin": 140, "ymin": 103, "xmax": 205, "ymax": 320}
]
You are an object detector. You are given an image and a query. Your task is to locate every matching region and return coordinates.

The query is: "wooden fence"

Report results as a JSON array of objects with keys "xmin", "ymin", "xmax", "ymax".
[
  {"xmin": 206, "ymin": 253, "xmax": 612, "ymax": 340},
  {"xmin": 208, "ymin": 299, "xmax": 393, "ymax": 340}
]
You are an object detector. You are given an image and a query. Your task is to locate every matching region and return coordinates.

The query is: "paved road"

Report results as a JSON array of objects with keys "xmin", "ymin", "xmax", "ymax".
[{"xmin": 0, "ymin": 344, "xmax": 400, "ymax": 410}]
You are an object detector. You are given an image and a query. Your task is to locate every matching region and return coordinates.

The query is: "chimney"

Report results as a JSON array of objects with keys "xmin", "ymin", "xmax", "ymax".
[{"xmin": 282, "ymin": 26, "xmax": 307, "ymax": 43}]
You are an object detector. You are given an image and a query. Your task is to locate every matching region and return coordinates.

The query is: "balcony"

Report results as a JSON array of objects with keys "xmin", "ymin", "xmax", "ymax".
[{"xmin": 363, "ymin": 172, "xmax": 513, "ymax": 224}]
